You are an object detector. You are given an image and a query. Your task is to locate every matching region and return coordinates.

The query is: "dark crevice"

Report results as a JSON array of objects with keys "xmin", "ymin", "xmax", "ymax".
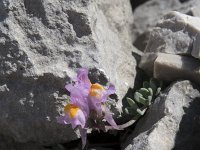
[
  {"xmin": 0, "ymin": 1, "xmax": 9, "ymax": 21},
  {"xmin": 130, "ymin": 0, "xmax": 150, "ymax": 11},
  {"xmin": 61, "ymin": 130, "xmax": 121, "ymax": 150},
  {"xmin": 173, "ymin": 98, "xmax": 200, "ymax": 150},
  {"xmin": 133, "ymin": 31, "xmax": 151, "ymax": 52},
  {"xmin": 88, "ymin": 68, "xmax": 109, "ymax": 86},
  {"xmin": 67, "ymin": 10, "xmax": 91, "ymax": 38},
  {"xmin": 179, "ymin": 0, "xmax": 191, "ymax": 3},
  {"xmin": 24, "ymin": 0, "xmax": 48, "ymax": 26},
  {"xmin": 186, "ymin": 10, "xmax": 194, "ymax": 16}
]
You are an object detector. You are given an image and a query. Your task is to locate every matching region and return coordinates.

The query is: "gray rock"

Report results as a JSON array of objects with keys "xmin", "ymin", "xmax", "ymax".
[
  {"xmin": 132, "ymin": 0, "xmax": 200, "ymax": 51},
  {"xmin": 123, "ymin": 80, "xmax": 200, "ymax": 150},
  {"xmin": 0, "ymin": 0, "xmax": 136, "ymax": 146},
  {"xmin": 139, "ymin": 53, "xmax": 200, "ymax": 85},
  {"xmin": 138, "ymin": 52, "xmax": 159, "ymax": 76},
  {"xmin": 139, "ymin": 12, "xmax": 200, "ymax": 84},
  {"xmin": 0, "ymin": 135, "xmax": 48, "ymax": 150},
  {"xmin": 154, "ymin": 53, "xmax": 200, "ymax": 83},
  {"xmin": 145, "ymin": 11, "xmax": 200, "ymax": 59}
]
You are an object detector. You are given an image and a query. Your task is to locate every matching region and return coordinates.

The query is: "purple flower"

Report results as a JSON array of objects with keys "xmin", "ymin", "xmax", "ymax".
[
  {"xmin": 57, "ymin": 104, "xmax": 86, "ymax": 128},
  {"xmin": 57, "ymin": 68, "xmax": 119, "ymax": 149},
  {"xmin": 57, "ymin": 103, "xmax": 87, "ymax": 148},
  {"xmin": 65, "ymin": 68, "xmax": 91, "ymax": 117},
  {"xmin": 88, "ymin": 83, "xmax": 118, "ymax": 129}
]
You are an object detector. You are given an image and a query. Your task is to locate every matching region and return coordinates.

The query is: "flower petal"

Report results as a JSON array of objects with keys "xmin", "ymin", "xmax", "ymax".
[
  {"xmin": 79, "ymin": 128, "xmax": 87, "ymax": 149},
  {"xmin": 70, "ymin": 109, "xmax": 86, "ymax": 129},
  {"xmin": 76, "ymin": 68, "xmax": 91, "ymax": 91},
  {"xmin": 88, "ymin": 98, "xmax": 103, "ymax": 115},
  {"xmin": 103, "ymin": 106, "xmax": 119, "ymax": 130},
  {"xmin": 65, "ymin": 84, "xmax": 74, "ymax": 92},
  {"xmin": 70, "ymin": 88, "xmax": 90, "ymax": 117},
  {"xmin": 106, "ymin": 84, "xmax": 115, "ymax": 95},
  {"xmin": 100, "ymin": 84, "xmax": 116, "ymax": 102},
  {"xmin": 57, "ymin": 104, "xmax": 86, "ymax": 129}
]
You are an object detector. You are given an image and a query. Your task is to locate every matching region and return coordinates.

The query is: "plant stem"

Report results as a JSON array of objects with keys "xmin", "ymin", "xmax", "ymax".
[{"xmin": 105, "ymin": 115, "xmax": 139, "ymax": 131}]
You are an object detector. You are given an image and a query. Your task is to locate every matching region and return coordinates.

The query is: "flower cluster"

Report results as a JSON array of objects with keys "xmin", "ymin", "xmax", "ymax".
[{"xmin": 57, "ymin": 68, "xmax": 118, "ymax": 149}]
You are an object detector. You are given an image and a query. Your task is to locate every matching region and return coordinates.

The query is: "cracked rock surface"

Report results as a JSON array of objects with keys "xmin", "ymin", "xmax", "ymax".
[{"xmin": 0, "ymin": 0, "xmax": 136, "ymax": 146}]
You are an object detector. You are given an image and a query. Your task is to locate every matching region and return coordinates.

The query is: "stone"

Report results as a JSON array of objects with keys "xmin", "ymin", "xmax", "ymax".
[
  {"xmin": 139, "ymin": 12, "xmax": 200, "ymax": 84},
  {"xmin": 132, "ymin": 0, "xmax": 200, "ymax": 51},
  {"xmin": 139, "ymin": 53, "xmax": 200, "ymax": 85},
  {"xmin": 0, "ymin": 0, "xmax": 136, "ymax": 146},
  {"xmin": 130, "ymin": 0, "xmax": 149, "ymax": 11},
  {"xmin": 138, "ymin": 52, "xmax": 159, "ymax": 76},
  {"xmin": 122, "ymin": 80, "xmax": 200, "ymax": 150},
  {"xmin": 145, "ymin": 11, "xmax": 200, "ymax": 59},
  {"xmin": 154, "ymin": 53, "xmax": 200, "ymax": 83}
]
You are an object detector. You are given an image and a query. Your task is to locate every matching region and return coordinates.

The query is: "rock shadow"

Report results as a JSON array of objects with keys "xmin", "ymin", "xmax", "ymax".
[
  {"xmin": 173, "ymin": 97, "xmax": 200, "ymax": 150},
  {"xmin": 180, "ymin": 56, "xmax": 200, "ymax": 86},
  {"xmin": 0, "ymin": 1, "xmax": 8, "ymax": 22},
  {"xmin": 130, "ymin": 0, "xmax": 150, "ymax": 11}
]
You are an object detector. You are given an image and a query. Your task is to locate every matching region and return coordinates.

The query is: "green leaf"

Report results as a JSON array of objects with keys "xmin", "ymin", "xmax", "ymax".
[
  {"xmin": 150, "ymin": 79, "xmax": 157, "ymax": 93},
  {"xmin": 147, "ymin": 96, "xmax": 152, "ymax": 106},
  {"xmin": 139, "ymin": 88, "xmax": 150, "ymax": 99},
  {"xmin": 127, "ymin": 98, "xmax": 139, "ymax": 110},
  {"xmin": 125, "ymin": 107, "xmax": 137, "ymax": 115},
  {"xmin": 136, "ymin": 108, "xmax": 146, "ymax": 116},
  {"xmin": 155, "ymin": 87, "xmax": 161, "ymax": 96},
  {"xmin": 127, "ymin": 97, "xmax": 135, "ymax": 107},
  {"xmin": 134, "ymin": 92, "xmax": 148, "ymax": 106},
  {"xmin": 139, "ymin": 96, "xmax": 148, "ymax": 106},
  {"xmin": 124, "ymin": 108, "xmax": 129, "ymax": 114},
  {"xmin": 148, "ymin": 88, "xmax": 153, "ymax": 96},
  {"xmin": 134, "ymin": 92, "xmax": 143, "ymax": 102}
]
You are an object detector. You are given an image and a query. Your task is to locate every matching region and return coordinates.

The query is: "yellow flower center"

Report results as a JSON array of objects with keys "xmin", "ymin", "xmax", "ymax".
[
  {"xmin": 89, "ymin": 83, "xmax": 105, "ymax": 98},
  {"xmin": 64, "ymin": 104, "xmax": 80, "ymax": 118}
]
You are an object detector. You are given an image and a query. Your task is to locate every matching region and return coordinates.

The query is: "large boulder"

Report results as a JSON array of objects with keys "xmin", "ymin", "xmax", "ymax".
[
  {"xmin": 0, "ymin": 0, "xmax": 136, "ymax": 146},
  {"xmin": 123, "ymin": 80, "xmax": 200, "ymax": 150},
  {"xmin": 132, "ymin": 0, "xmax": 200, "ymax": 51},
  {"xmin": 139, "ymin": 12, "xmax": 200, "ymax": 84},
  {"xmin": 145, "ymin": 11, "xmax": 200, "ymax": 58}
]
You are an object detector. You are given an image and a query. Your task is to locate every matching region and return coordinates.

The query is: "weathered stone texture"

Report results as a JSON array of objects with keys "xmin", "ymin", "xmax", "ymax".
[
  {"xmin": 139, "ymin": 12, "xmax": 200, "ymax": 85},
  {"xmin": 0, "ymin": 0, "xmax": 136, "ymax": 146},
  {"xmin": 145, "ymin": 11, "xmax": 200, "ymax": 58},
  {"xmin": 139, "ymin": 53, "xmax": 200, "ymax": 85},
  {"xmin": 132, "ymin": 0, "xmax": 200, "ymax": 51}
]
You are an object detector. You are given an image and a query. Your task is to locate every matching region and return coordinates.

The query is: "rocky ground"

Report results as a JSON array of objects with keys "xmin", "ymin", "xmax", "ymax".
[{"xmin": 1, "ymin": 0, "xmax": 200, "ymax": 150}]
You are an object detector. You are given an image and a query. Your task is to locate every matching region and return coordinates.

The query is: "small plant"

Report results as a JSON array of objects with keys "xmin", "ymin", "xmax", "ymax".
[
  {"xmin": 125, "ymin": 78, "xmax": 162, "ymax": 116},
  {"xmin": 57, "ymin": 68, "xmax": 119, "ymax": 149},
  {"xmin": 57, "ymin": 68, "xmax": 163, "ymax": 149}
]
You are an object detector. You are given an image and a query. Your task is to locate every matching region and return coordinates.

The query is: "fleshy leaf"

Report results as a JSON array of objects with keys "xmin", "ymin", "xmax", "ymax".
[
  {"xmin": 155, "ymin": 87, "xmax": 161, "ymax": 96},
  {"xmin": 127, "ymin": 98, "xmax": 139, "ymax": 110},
  {"xmin": 134, "ymin": 92, "xmax": 148, "ymax": 106},
  {"xmin": 134, "ymin": 92, "xmax": 143, "ymax": 102},
  {"xmin": 150, "ymin": 79, "xmax": 157, "ymax": 93},
  {"xmin": 147, "ymin": 95, "xmax": 152, "ymax": 106},
  {"xmin": 148, "ymin": 88, "xmax": 153, "ymax": 96},
  {"xmin": 136, "ymin": 108, "xmax": 145, "ymax": 116},
  {"xmin": 139, "ymin": 88, "xmax": 150, "ymax": 99}
]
